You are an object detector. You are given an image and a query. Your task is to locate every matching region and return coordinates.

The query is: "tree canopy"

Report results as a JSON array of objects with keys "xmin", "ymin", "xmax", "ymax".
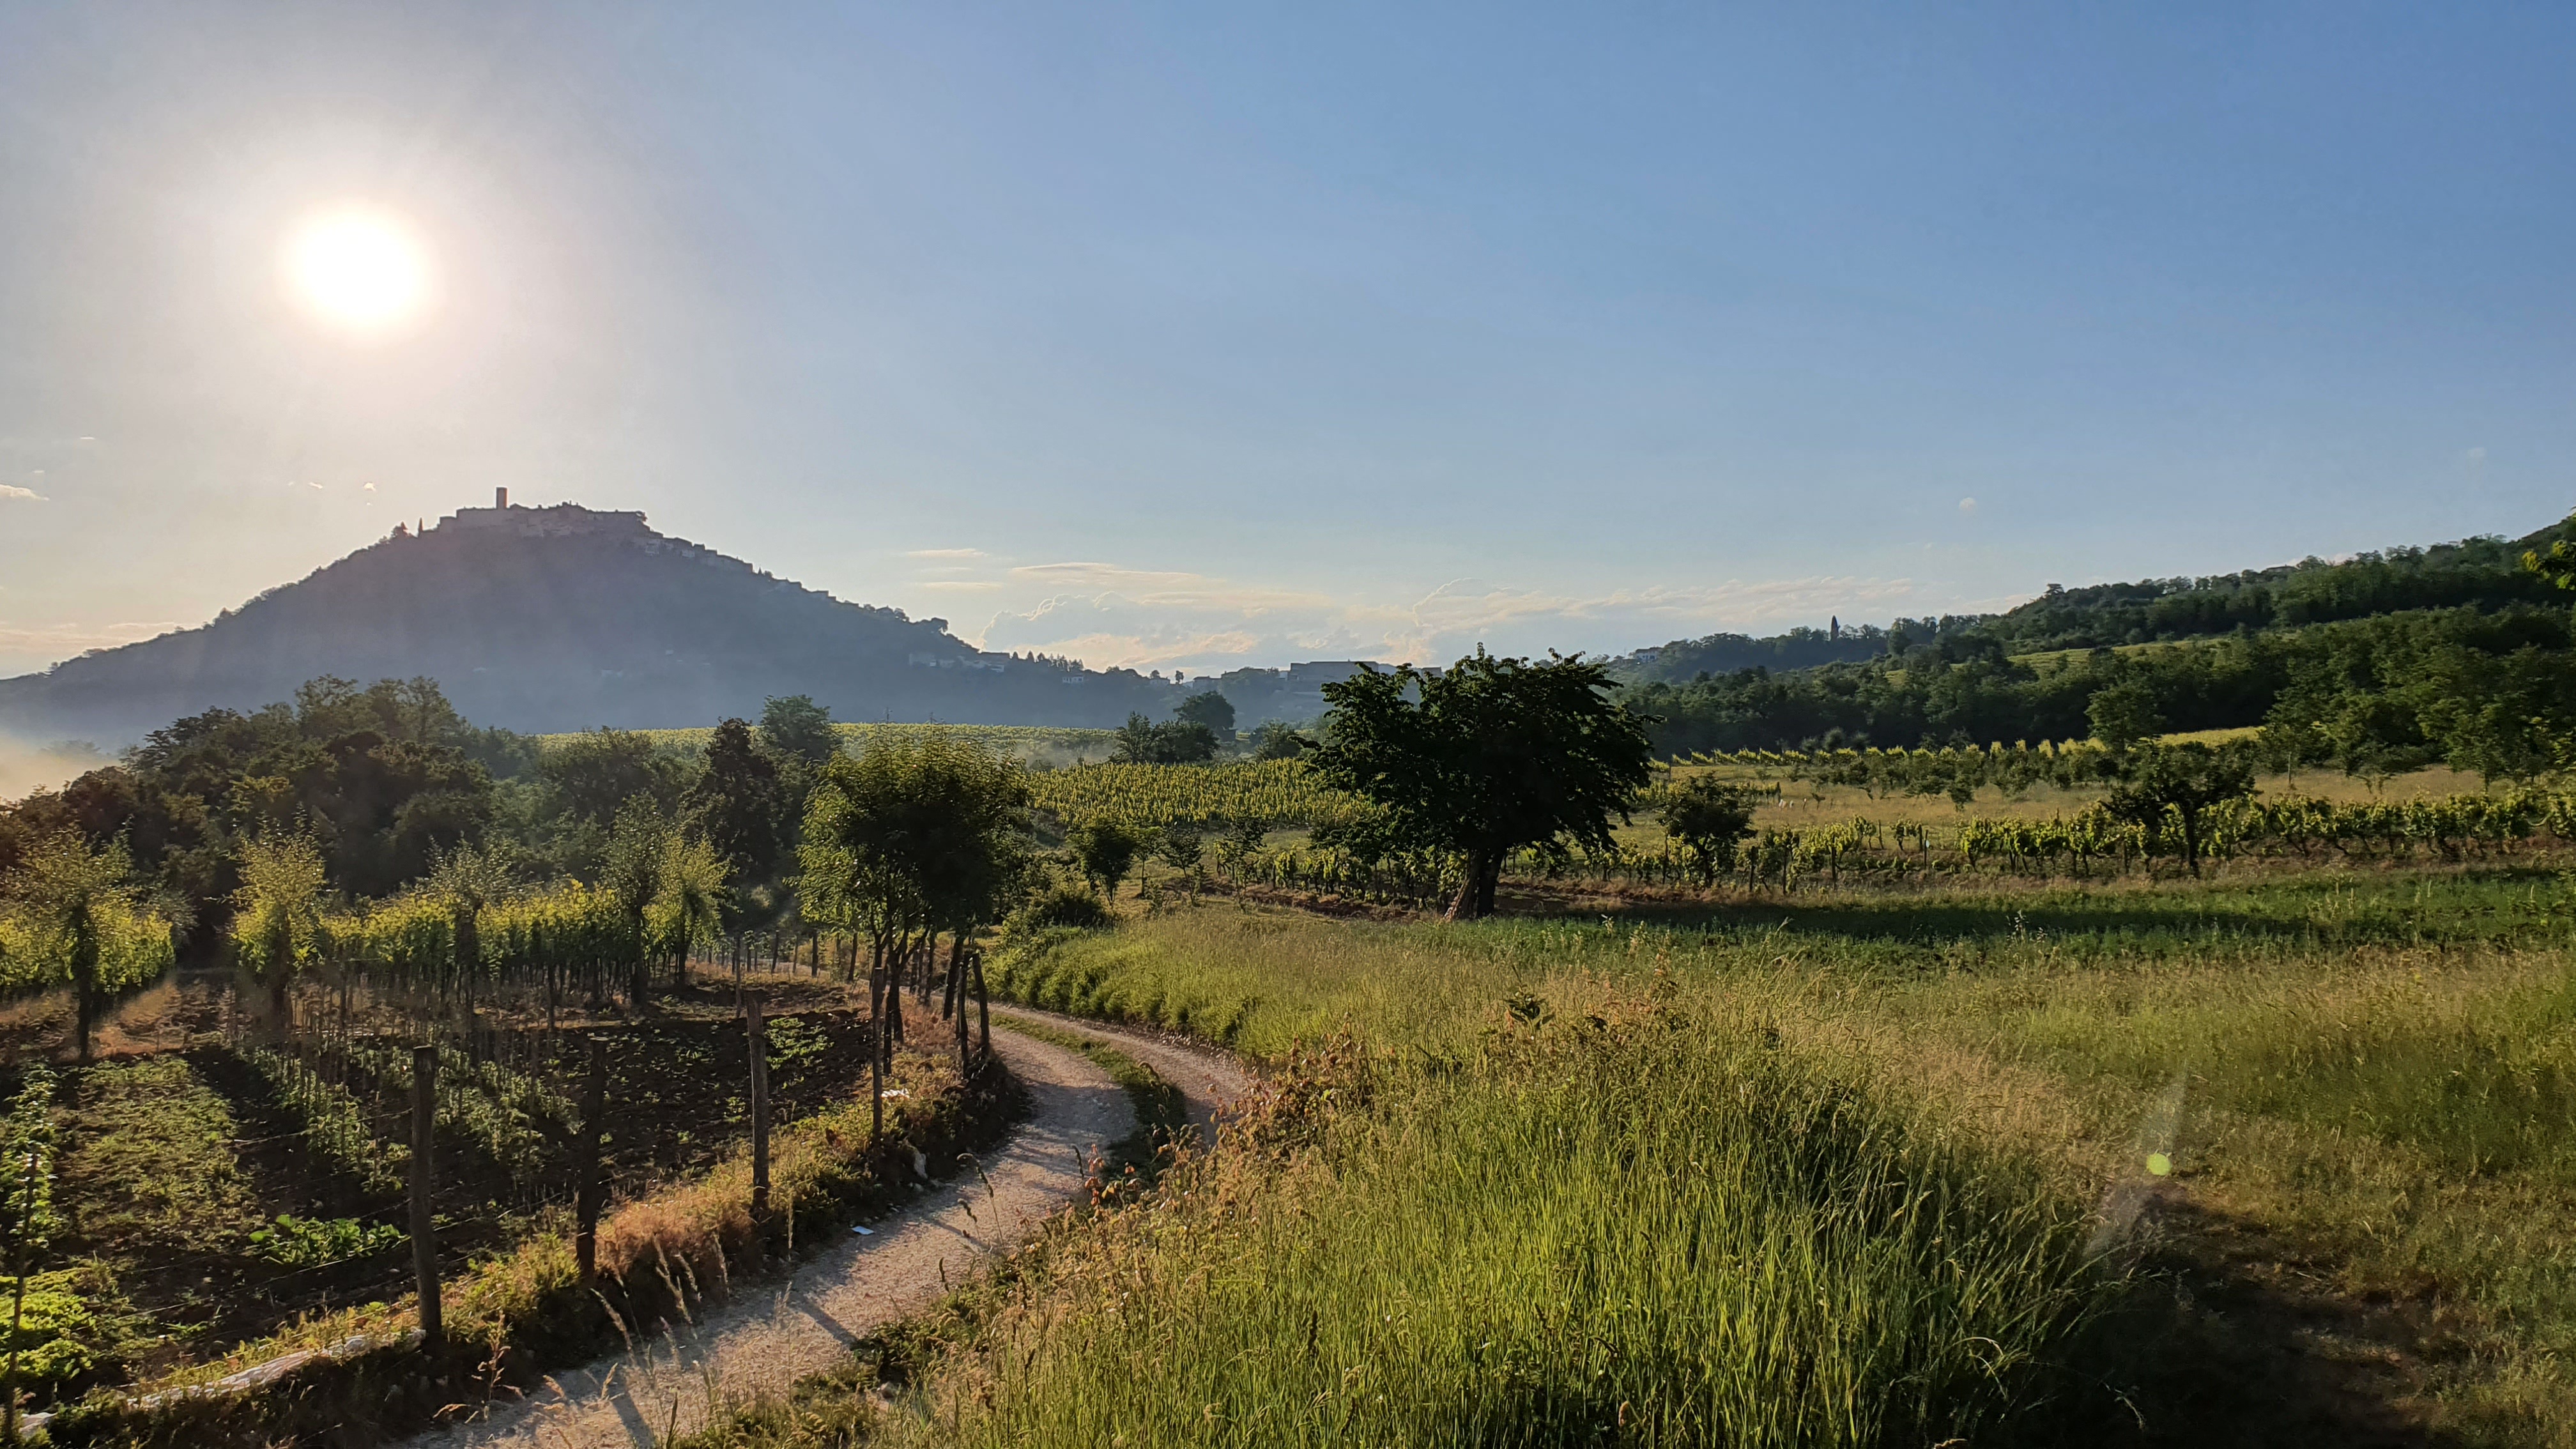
[
  {"xmin": 1110, "ymin": 712, "xmax": 1218, "ymax": 765},
  {"xmin": 759, "ymin": 694, "xmax": 841, "ymax": 767},
  {"xmin": 1175, "ymin": 691, "xmax": 1237, "ymax": 737},
  {"xmin": 1311, "ymin": 650, "xmax": 1655, "ymax": 919}
]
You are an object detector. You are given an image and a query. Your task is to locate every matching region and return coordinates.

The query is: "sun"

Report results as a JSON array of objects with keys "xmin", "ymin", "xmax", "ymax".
[{"xmin": 283, "ymin": 207, "xmax": 432, "ymax": 335}]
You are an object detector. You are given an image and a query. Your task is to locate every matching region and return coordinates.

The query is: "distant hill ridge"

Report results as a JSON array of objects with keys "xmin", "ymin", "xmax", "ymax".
[
  {"xmin": 0, "ymin": 494, "xmax": 1202, "ymax": 741},
  {"xmin": 1611, "ymin": 513, "xmax": 2576, "ymax": 684}
]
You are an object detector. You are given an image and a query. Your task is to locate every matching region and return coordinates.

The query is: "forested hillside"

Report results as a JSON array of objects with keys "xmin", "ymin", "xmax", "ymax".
[{"xmin": 1623, "ymin": 514, "xmax": 2576, "ymax": 768}]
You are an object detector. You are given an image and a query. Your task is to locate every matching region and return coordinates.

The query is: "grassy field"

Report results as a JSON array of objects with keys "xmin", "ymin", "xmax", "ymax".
[{"xmin": 682, "ymin": 863, "xmax": 2576, "ymax": 1447}]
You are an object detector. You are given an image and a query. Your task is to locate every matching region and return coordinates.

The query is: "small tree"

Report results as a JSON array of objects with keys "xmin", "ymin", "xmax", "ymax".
[
  {"xmin": 1175, "ymin": 691, "xmax": 1237, "ymax": 739},
  {"xmin": 1109, "ymin": 714, "xmax": 1217, "ymax": 765},
  {"xmin": 650, "ymin": 833, "xmax": 732, "ymax": 990},
  {"xmin": 1310, "ymin": 649, "xmax": 1655, "ymax": 920},
  {"xmin": 2103, "ymin": 742, "xmax": 2255, "ymax": 877},
  {"xmin": 1155, "ymin": 822, "xmax": 1206, "ymax": 896},
  {"xmin": 1248, "ymin": 722, "xmax": 1308, "ymax": 761},
  {"xmin": 1070, "ymin": 820, "xmax": 1144, "ymax": 901},
  {"xmin": 799, "ymin": 739, "xmax": 1030, "ymax": 1106},
  {"xmin": 600, "ymin": 798, "xmax": 671, "ymax": 1006},
  {"xmin": 1661, "ymin": 775, "xmax": 1759, "ymax": 886},
  {"xmin": 424, "ymin": 841, "xmax": 514, "ymax": 1010},
  {"xmin": 2086, "ymin": 684, "xmax": 2165, "ymax": 749},
  {"xmin": 759, "ymin": 694, "xmax": 843, "ymax": 767},
  {"xmin": 5, "ymin": 835, "xmax": 155, "ymax": 1063},
  {"xmin": 1213, "ymin": 818, "xmax": 1269, "ymax": 883},
  {"xmin": 231, "ymin": 833, "xmax": 328, "ymax": 1035}
]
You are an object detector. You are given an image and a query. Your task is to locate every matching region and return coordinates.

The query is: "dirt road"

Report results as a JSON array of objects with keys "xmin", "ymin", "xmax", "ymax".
[
  {"xmin": 401, "ymin": 1006, "xmax": 1257, "ymax": 1449},
  {"xmin": 983, "ymin": 1002, "xmax": 1259, "ymax": 1144},
  {"xmin": 406, "ymin": 1022, "xmax": 1129, "ymax": 1449}
]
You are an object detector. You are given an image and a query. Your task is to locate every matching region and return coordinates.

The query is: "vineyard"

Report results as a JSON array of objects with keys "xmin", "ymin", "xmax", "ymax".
[
  {"xmin": 1026, "ymin": 759, "xmax": 1356, "ymax": 830},
  {"xmin": 1225, "ymin": 786, "xmax": 2576, "ymax": 905},
  {"xmin": 0, "ymin": 941, "xmax": 992, "ymax": 1434}
]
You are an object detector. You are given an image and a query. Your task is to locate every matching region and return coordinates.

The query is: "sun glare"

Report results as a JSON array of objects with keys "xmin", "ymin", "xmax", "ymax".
[{"xmin": 284, "ymin": 207, "xmax": 431, "ymax": 335}]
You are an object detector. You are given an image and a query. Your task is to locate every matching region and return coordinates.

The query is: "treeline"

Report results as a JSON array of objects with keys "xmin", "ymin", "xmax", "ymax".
[
  {"xmin": 1622, "ymin": 518, "xmax": 2573, "ymax": 684},
  {"xmin": 1630, "ymin": 602, "xmax": 2576, "ymax": 778},
  {"xmin": 1977, "ymin": 528, "xmax": 2568, "ymax": 652},
  {"xmin": 0, "ymin": 678, "xmax": 857, "ymax": 967}
]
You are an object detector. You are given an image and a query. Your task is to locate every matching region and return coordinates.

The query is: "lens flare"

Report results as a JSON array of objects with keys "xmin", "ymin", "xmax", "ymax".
[{"xmin": 284, "ymin": 207, "xmax": 431, "ymax": 335}]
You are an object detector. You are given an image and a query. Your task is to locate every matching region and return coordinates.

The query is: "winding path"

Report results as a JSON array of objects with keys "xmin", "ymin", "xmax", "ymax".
[
  {"xmin": 403, "ymin": 1008, "xmax": 1254, "ymax": 1449},
  {"xmin": 985, "ymin": 1002, "xmax": 1258, "ymax": 1146}
]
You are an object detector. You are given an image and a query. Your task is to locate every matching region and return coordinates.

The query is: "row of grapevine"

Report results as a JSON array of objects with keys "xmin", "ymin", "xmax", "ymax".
[
  {"xmin": 1675, "ymin": 740, "xmax": 2102, "ymax": 769},
  {"xmin": 1230, "ymin": 786, "xmax": 2576, "ymax": 900},
  {"xmin": 230, "ymin": 877, "xmax": 721, "ymax": 1015},
  {"xmin": 1027, "ymin": 760, "xmax": 1358, "ymax": 830},
  {"xmin": 0, "ymin": 905, "xmax": 176, "ymax": 996}
]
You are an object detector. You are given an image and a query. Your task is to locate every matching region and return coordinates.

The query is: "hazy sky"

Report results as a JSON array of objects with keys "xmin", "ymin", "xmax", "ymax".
[{"xmin": 3, "ymin": 3, "xmax": 2572, "ymax": 680}]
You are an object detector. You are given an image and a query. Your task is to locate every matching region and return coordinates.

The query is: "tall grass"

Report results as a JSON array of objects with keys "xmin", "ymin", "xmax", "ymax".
[
  {"xmin": 977, "ymin": 868, "xmax": 2576, "ymax": 1441},
  {"xmin": 879, "ymin": 1000, "xmax": 2112, "ymax": 1448}
]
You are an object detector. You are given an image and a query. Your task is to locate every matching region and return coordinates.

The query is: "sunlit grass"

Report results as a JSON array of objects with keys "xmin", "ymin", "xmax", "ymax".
[
  {"xmin": 857, "ymin": 999, "xmax": 2117, "ymax": 1449},
  {"xmin": 976, "ymin": 868, "xmax": 2576, "ymax": 1441}
]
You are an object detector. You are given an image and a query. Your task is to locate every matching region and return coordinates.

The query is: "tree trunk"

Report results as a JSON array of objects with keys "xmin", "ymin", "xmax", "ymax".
[
  {"xmin": 1443, "ymin": 851, "xmax": 1481, "ymax": 921},
  {"xmin": 951, "ymin": 939, "xmax": 970, "ymax": 1074},
  {"xmin": 972, "ymin": 950, "xmax": 992, "ymax": 1070},
  {"xmin": 940, "ymin": 934, "xmax": 961, "ymax": 1022}
]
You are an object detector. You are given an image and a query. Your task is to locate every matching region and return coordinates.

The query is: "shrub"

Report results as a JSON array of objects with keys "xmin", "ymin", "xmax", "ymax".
[{"xmin": 1005, "ymin": 884, "xmax": 1113, "ymax": 937}]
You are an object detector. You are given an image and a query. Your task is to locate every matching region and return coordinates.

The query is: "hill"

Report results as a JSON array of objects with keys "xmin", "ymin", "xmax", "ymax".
[
  {"xmin": 1613, "ymin": 512, "xmax": 2576, "ymax": 686},
  {"xmin": 0, "ymin": 496, "xmax": 1188, "ymax": 742},
  {"xmin": 1613, "ymin": 510, "xmax": 2576, "ymax": 760}
]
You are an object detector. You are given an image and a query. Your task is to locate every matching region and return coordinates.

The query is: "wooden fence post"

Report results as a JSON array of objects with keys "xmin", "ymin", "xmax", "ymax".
[
  {"xmin": 574, "ymin": 1036, "xmax": 607, "ymax": 1281},
  {"xmin": 410, "ymin": 1044, "xmax": 442, "ymax": 1357},
  {"xmin": 747, "ymin": 997, "xmax": 770, "ymax": 1220}
]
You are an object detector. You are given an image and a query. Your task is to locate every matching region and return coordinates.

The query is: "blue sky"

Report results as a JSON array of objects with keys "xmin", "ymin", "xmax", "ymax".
[{"xmin": 2, "ymin": 3, "xmax": 2571, "ymax": 680}]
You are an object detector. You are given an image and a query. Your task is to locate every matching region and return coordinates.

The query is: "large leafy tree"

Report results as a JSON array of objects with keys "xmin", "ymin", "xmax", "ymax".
[
  {"xmin": 541, "ymin": 728, "xmax": 686, "ymax": 829},
  {"xmin": 799, "ymin": 739, "xmax": 1027, "ymax": 1089},
  {"xmin": 684, "ymin": 719, "xmax": 788, "ymax": 890},
  {"xmin": 1312, "ymin": 650, "xmax": 1655, "ymax": 920},
  {"xmin": 2, "ymin": 676, "xmax": 499, "ymax": 948}
]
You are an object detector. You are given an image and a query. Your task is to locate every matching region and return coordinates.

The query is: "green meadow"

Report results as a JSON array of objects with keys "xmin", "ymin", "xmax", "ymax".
[{"xmin": 680, "ymin": 862, "xmax": 2576, "ymax": 1446}]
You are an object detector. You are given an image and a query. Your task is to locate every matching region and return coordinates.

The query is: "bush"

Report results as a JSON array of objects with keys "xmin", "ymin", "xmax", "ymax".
[{"xmin": 1005, "ymin": 884, "xmax": 1114, "ymax": 936}]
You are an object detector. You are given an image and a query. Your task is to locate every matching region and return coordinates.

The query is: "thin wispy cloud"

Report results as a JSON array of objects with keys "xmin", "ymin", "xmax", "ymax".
[
  {"xmin": 0, "ymin": 620, "xmax": 173, "ymax": 653},
  {"xmin": 906, "ymin": 548, "xmax": 988, "ymax": 560},
  {"xmin": 967, "ymin": 562, "xmax": 1927, "ymax": 675},
  {"xmin": 0, "ymin": 486, "xmax": 44, "ymax": 503}
]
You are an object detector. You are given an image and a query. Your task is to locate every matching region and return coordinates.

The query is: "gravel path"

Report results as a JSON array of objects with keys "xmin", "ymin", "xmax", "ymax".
[
  {"xmin": 404, "ymin": 1024, "xmax": 1131, "ymax": 1449},
  {"xmin": 983, "ymin": 1002, "xmax": 1260, "ymax": 1144}
]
